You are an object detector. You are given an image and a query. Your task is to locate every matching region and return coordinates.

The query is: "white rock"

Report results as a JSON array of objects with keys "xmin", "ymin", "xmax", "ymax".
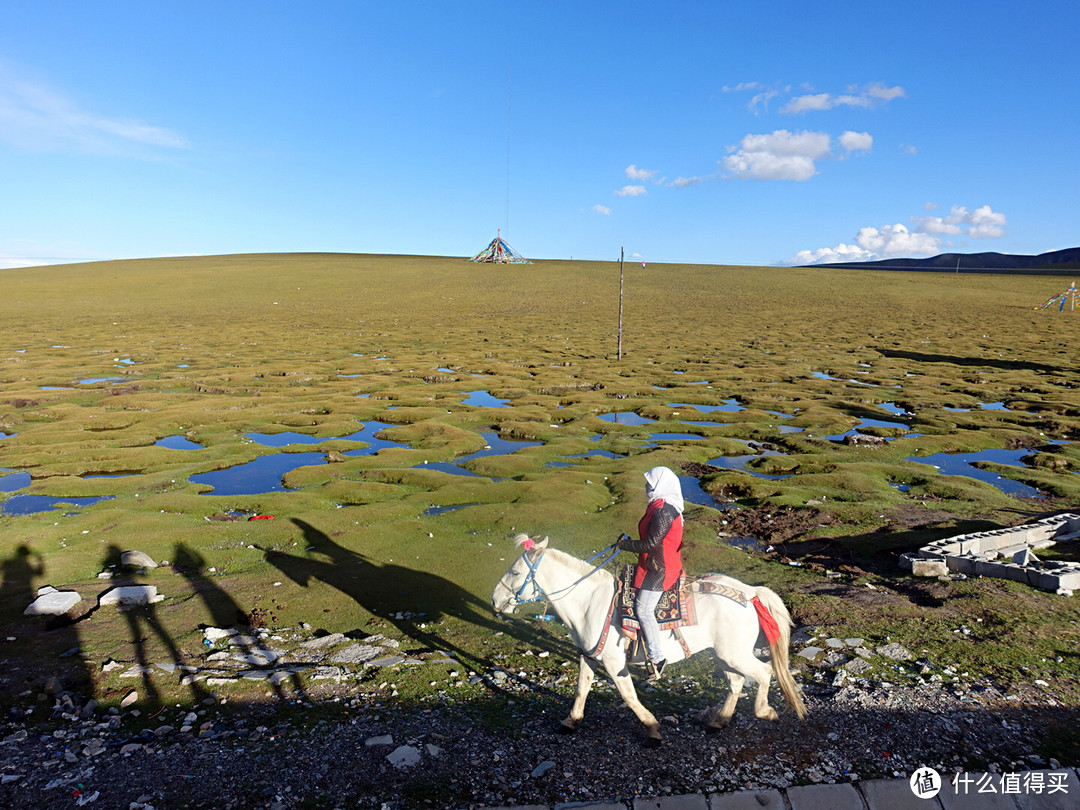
[
  {"xmin": 202, "ymin": 627, "xmax": 238, "ymax": 642},
  {"xmin": 24, "ymin": 590, "xmax": 82, "ymax": 616},
  {"xmin": 120, "ymin": 551, "xmax": 158, "ymax": 569},
  {"xmin": 98, "ymin": 585, "xmax": 162, "ymax": 608},
  {"xmin": 365, "ymin": 734, "xmax": 394, "ymax": 747}
]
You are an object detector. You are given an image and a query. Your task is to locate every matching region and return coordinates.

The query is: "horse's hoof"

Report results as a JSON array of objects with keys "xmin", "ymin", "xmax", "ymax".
[
  {"xmin": 556, "ymin": 723, "xmax": 578, "ymax": 735},
  {"xmin": 643, "ymin": 736, "xmax": 662, "ymax": 748},
  {"xmin": 704, "ymin": 724, "xmax": 726, "ymax": 734}
]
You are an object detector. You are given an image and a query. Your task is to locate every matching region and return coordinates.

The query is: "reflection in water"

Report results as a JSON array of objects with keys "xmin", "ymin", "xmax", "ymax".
[
  {"xmin": 191, "ymin": 452, "xmax": 328, "ymax": 495},
  {"xmin": 414, "ymin": 432, "xmax": 542, "ymax": 478},
  {"xmin": 668, "ymin": 399, "xmax": 743, "ymax": 413},
  {"xmin": 827, "ymin": 417, "xmax": 911, "ymax": 442}
]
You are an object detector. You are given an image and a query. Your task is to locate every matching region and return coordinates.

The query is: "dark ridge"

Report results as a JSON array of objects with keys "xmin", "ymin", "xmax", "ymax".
[{"xmin": 808, "ymin": 246, "xmax": 1080, "ymax": 274}]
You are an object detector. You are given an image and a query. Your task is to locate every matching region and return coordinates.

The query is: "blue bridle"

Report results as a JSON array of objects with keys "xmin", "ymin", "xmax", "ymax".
[{"xmin": 509, "ymin": 542, "xmax": 620, "ymax": 606}]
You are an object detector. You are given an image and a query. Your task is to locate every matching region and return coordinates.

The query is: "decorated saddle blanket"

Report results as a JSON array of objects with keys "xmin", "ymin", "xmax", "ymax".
[{"xmin": 617, "ymin": 565, "xmax": 697, "ymax": 638}]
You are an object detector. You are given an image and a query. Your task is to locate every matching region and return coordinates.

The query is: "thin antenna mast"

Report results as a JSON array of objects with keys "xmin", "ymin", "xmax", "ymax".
[
  {"xmin": 617, "ymin": 247, "xmax": 625, "ymax": 360},
  {"xmin": 505, "ymin": 58, "xmax": 512, "ymax": 237}
]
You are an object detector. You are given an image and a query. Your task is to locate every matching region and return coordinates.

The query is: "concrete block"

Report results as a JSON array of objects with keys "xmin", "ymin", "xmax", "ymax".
[
  {"xmin": 911, "ymin": 558, "xmax": 949, "ymax": 577},
  {"xmin": 787, "ymin": 782, "xmax": 866, "ymax": 810},
  {"xmin": 938, "ymin": 772, "xmax": 1023, "ymax": 808},
  {"xmin": 1013, "ymin": 768, "xmax": 1080, "ymax": 809},
  {"xmin": 634, "ymin": 795, "xmax": 708, "ymax": 810},
  {"xmin": 708, "ymin": 789, "xmax": 784, "ymax": 809},
  {"xmin": 860, "ymin": 778, "xmax": 943, "ymax": 809}
]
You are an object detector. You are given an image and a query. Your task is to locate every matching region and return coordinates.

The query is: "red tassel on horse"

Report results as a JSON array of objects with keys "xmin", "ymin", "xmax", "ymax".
[{"xmin": 751, "ymin": 595, "xmax": 781, "ymax": 645}]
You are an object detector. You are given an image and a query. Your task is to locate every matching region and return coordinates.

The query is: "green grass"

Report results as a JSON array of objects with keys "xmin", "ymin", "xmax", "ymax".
[{"xmin": 1, "ymin": 252, "xmax": 1079, "ymax": 716}]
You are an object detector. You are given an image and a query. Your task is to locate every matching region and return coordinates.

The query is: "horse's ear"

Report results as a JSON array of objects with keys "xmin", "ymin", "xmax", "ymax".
[{"xmin": 538, "ymin": 536, "xmax": 549, "ymax": 550}]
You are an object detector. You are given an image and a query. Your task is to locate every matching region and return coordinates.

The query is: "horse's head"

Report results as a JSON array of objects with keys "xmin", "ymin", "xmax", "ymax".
[{"xmin": 491, "ymin": 534, "xmax": 549, "ymax": 614}]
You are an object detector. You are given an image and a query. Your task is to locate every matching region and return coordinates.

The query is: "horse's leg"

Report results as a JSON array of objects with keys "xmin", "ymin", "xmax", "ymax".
[
  {"xmin": 706, "ymin": 669, "xmax": 744, "ymax": 730},
  {"xmin": 727, "ymin": 650, "xmax": 779, "ymax": 721},
  {"xmin": 560, "ymin": 654, "xmax": 599, "ymax": 733},
  {"xmin": 601, "ymin": 657, "xmax": 663, "ymax": 747}
]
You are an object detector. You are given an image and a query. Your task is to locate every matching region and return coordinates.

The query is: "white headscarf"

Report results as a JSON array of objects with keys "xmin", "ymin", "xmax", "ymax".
[{"xmin": 644, "ymin": 466, "xmax": 684, "ymax": 514}]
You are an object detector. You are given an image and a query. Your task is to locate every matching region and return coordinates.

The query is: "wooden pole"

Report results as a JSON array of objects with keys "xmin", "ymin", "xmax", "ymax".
[{"xmin": 617, "ymin": 247, "xmax": 625, "ymax": 360}]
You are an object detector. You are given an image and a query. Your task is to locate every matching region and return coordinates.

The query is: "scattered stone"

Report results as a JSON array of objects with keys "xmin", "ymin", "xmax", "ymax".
[
  {"xmin": 299, "ymin": 633, "xmax": 347, "ymax": 649},
  {"xmin": 120, "ymin": 550, "xmax": 158, "ymax": 569},
  {"xmin": 365, "ymin": 735, "xmax": 393, "ymax": 747},
  {"xmin": 797, "ymin": 646, "xmax": 824, "ymax": 660},
  {"xmin": 329, "ymin": 644, "xmax": 381, "ymax": 664},
  {"xmin": 203, "ymin": 627, "xmax": 238, "ymax": 642},
  {"xmin": 120, "ymin": 690, "xmax": 139, "ymax": 707},
  {"xmin": 24, "ymin": 589, "xmax": 82, "ymax": 616},
  {"xmin": 844, "ymin": 638, "xmax": 864, "ymax": 647},
  {"xmin": 875, "ymin": 642, "xmax": 913, "ymax": 661},
  {"xmin": 844, "ymin": 658, "xmax": 873, "ymax": 675},
  {"xmin": 368, "ymin": 656, "xmax": 407, "ymax": 668},
  {"xmin": 386, "ymin": 745, "xmax": 421, "ymax": 769},
  {"xmin": 825, "ymin": 638, "xmax": 845, "ymax": 648},
  {"xmin": 531, "ymin": 760, "xmax": 556, "ymax": 778},
  {"xmin": 99, "ymin": 585, "xmax": 163, "ymax": 608}
]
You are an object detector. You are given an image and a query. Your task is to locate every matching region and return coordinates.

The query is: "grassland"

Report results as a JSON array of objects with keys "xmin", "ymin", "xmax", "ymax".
[{"xmin": 1, "ymin": 253, "xmax": 1079, "ymax": 733}]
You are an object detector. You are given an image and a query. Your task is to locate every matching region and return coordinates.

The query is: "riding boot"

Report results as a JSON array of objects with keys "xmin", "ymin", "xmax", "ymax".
[{"xmin": 646, "ymin": 658, "xmax": 666, "ymax": 682}]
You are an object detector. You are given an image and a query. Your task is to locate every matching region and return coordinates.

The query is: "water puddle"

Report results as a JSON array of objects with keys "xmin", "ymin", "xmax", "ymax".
[
  {"xmin": 678, "ymin": 475, "xmax": 735, "ymax": 510},
  {"xmin": 0, "ymin": 470, "xmax": 31, "ymax": 492},
  {"xmin": 2, "ymin": 494, "xmax": 115, "ymax": 516},
  {"xmin": 707, "ymin": 445, "xmax": 791, "ymax": 479},
  {"xmin": 337, "ymin": 374, "xmax": 364, "ymax": 378},
  {"xmin": 643, "ymin": 433, "xmax": 704, "ymax": 446},
  {"xmin": 244, "ymin": 422, "xmax": 407, "ymax": 457},
  {"xmin": 116, "ymin": 358, "xmax": 135, "ymax": 365},
  {"xmin": 0, "ymin": 432, "xmax": 14, "ymax": 440},
  {"xmin": 598, "ymin": 412, "xmax": 656, "ymax": 425},
  {"xmin": 82, "ymin": 472, "xmax": 138, "ymax": 479},
  {"xmin": 78, "ymin": 377, "xmax": 126, "ymax": 385},
  {"xmin": 904, "ymin": 449, "xmax": 1044, "ymax": 496},
  {"xmin": 676, "ymin": 421, "xmax": 731, "ymax": 428},
  {"xmin": 724, "ymin": 536, "xmax": 768, "ymax": 552},
  {"xmin": 423, "ymin": 503, "xmax": 478, "ymax": 516},
  {"xmin": 155, "ymin": 436, "xmax": 204, "ymax": 450},
  {"xmin": 414, "ymin": 431, "xmax": 542, "ymax": 477},
  {"xmin": 878, "ymin": 403, "xmax": 912, "ymax": 416},
  {"xmin": 191, "ymin": 452, "xmax": 329, "ymax": 496},
  {"xmin": 668, "ymin": 399, "xmax": 743, "ymax": 413},
  {"xmin": 777, "ymin": 425, "xmax": 805, "ymax": 434},
  {"xmin": 547, "ymin": 449, "xmax": 621, "ymax": 468},
  {"xmin": 41, "ymin": 386, "xmax": 73, "ymax": 390},
  {"xmin": 462, "ymin": 390, "xmax": 510, "ymax": 408}
]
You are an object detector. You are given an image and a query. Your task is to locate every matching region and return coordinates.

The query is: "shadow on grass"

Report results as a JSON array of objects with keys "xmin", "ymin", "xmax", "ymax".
[
  {"xmin": 877, "ymin": 348, "xmax": 1067, "ymax": 375},
  {"xmin": 264, "ymin": 519, "xmax": 577, "ymax": 675},
  {"xmin": 173, "ymin": 543, "xmax": 310, "ymax": 703}
]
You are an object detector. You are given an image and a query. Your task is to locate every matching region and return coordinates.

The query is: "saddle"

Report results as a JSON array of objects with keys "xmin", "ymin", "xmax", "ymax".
[{"xmin": 616, "ymin": 564, "xmax": 697, "ymax": 640}]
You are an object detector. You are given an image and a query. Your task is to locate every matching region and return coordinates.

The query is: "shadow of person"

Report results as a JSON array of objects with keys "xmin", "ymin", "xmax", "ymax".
[
  {"xmin": 263, "ymin": 519, "xmax": 572, "ymax": 676},
  {"xmin": 101, "ymin": 544, "xmax": 209, "ymax": 708},
  {"xmin": 1, "ymin": 545, "xmax": 91, "ymax": 706},
  {"xmin": 172, "ymin": 543, "xmax": 308, "ymax": 703}
]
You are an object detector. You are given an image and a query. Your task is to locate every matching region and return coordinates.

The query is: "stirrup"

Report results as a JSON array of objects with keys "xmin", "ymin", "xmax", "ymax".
[
  {"xmin": 646, "ymin": 659, "xmax": 666, "ymax": 682},
  {"xmin": 626, "ymin": 638, "xmax": 648, "ymax": 667}
]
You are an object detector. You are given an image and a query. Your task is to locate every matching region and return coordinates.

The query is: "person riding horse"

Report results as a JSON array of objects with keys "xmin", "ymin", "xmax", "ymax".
[{"xmin": 617, "ymin": 465, "xmax": 684, "ymax": 681}]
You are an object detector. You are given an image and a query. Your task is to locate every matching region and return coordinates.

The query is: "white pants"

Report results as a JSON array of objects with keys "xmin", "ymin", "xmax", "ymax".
[{"xmin": 635, "ymin": 588, "xmax": 664, "ymax": 662}]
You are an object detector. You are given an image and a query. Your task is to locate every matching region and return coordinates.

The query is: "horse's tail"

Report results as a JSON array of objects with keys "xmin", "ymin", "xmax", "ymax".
[{"xmin": 752, "ymin": 586, "xmax": 808, "ymax": 720}]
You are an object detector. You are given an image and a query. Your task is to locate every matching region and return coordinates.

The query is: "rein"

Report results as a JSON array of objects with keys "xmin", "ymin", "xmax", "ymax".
[{"xmin": 510, "ymin": 542, "xmax": 620, "ymax": 606}]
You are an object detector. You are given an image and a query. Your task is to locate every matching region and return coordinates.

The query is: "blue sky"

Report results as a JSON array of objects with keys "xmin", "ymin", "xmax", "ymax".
[{"xmin": 2, "ymin": 1, "xmax": 1078, "ymax": 268}]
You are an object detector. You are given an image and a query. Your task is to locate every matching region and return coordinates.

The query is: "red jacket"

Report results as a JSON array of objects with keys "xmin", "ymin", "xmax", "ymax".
[{"xmin": 626, "ymin": 498, "xmax": 683, "ymax": 591}]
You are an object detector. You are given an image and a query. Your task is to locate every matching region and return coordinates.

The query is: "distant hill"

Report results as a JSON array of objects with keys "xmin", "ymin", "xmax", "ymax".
[{"xmin": 809, "ymin": 247, "xmax": 1080, "ymax": 274}]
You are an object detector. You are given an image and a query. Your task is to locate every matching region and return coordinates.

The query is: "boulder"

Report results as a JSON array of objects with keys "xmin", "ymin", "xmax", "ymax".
[
  {"xmin": 98, "ymin": 585, "xmax": 162, "ymax": 608},
  {"xmin": 120, "ymin": 551, "xmax": 158, "ymax": 569}
]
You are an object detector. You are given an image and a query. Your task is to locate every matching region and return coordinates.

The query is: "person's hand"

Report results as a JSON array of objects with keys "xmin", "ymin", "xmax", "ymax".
[{"xmin": 617, "ymin": 532, "xmax": 631, "ymax": 549}]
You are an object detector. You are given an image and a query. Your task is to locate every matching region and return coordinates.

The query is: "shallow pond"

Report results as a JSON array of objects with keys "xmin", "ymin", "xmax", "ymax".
[
  {"xmin": 155, "ymin": 435, "xmax": 204, "ymax": 450},
  {"xmin": 827, "ymin": 417, "xmax": 912, "ymax": 442},
  {"xmin": 904, "ymin": 448, "xmax": 1043, "ymax": 496},
  {"xmin": 598, "ymin": 412, "xmax": 656, "ymax": 425},
  {"xmin": 191, "ymin": 452, "xmax": 329, "ymax": 496},
  {"xmin": 462, "ymin": 390, "xmax": 510, "ymax": 408},
  {"xmin": 423, "ymin": 503, "xmax": 478, "ymax": 516},
  {"xmin": 668, "ymin": 399, "xmax": 743, "ymax": 413},
  {"xmin": 0, "ymin": 470, "xmax": 31, "ymax": 492},
  {"xmin": 78, "ymin": 377, "xmax": 126, "ymax": 384},
  {"xmin": 414, "ymin": 432, "xmax": 542, "ymax": 477},
  {"xmin": 2, "ymin": 494, "xmax": 115, "ymax": 516},
  {"xmin": 678, "ymin": 475, "xmax": 734, "ymax": 510}
]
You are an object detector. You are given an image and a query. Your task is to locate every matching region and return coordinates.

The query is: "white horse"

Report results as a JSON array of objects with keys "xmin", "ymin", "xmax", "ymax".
[{"xmin": 492, "ymin": 534, "xmax": 807, "ymax": 746}]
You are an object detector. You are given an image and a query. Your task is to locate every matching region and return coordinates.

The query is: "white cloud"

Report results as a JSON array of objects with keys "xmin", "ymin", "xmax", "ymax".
[
  {"xmin": 790, "ymin": 203, "xmax": 1008, "ymax": 265},
  {"xmin": 615, "ymin": 184, "xmax": 647, "ymax": 197},
  {"xmin": 912, "ymin": 204, "xmax": 1007, "ymax": 239},
  {"xmin": 722, "ymin": 82, "xmax": 763, "ymax": 93},
  {"xmin": 670, "ymin": 176, "xmax": 704, "ymax": 188},
  {"xmin": 625, "ymin": 164, "xmax": 657, "ymax": 181},
  {"xmin": 781, "ymin": 82, "xmax": 905, "ymax": 114},
  {"xmin": 790, "ymin": 243, "xmax": 875, "ymax": 265},
  {"xmin": 592, "ymin": 204, "xmax": 612, "ymax": 215},
  {"xmin": 0, "ymin": 65, "xmax": 188, "ymax": 154},
  {"xmin": 839, "ymin": 131, "xmax": 873, "ymax": 153},
  {"xmin": 855, "ymin": 223, "xmax": 941, "ymax": 256},
  {"xmin": 722, "ymin": 130, "xmax": 832, "ymax": 181}
]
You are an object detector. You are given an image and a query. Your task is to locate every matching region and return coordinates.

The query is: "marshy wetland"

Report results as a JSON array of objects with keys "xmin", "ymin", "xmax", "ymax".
[{"xmin": 2, "ymin": 253, "xmax": 1080, "ymax": 805}]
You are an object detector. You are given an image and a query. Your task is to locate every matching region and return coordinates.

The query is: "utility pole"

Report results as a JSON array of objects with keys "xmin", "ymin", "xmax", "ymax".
[{"xmin": 617, "ymin": 247, "xmax": 625, "ymax": 361}]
